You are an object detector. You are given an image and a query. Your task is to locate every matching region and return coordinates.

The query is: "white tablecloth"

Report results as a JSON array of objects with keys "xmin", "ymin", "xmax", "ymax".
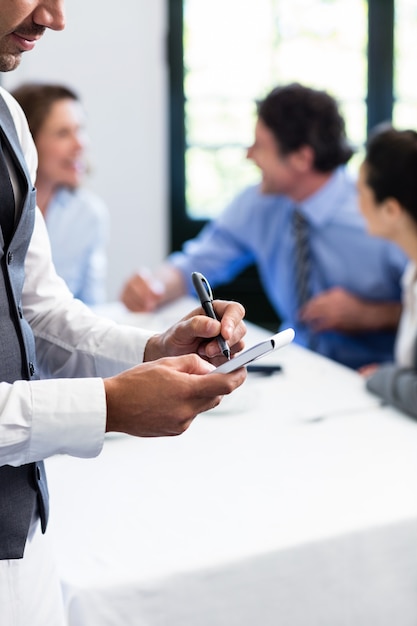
[{"xmin": 46, "ymin": 299, "xmax": 417, "ymax": 625}]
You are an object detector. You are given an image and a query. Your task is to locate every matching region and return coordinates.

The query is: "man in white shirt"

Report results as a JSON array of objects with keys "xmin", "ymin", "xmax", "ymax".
[{"xmin": 0, "ymin": 3, "xmax": 247, "ymax": 624}]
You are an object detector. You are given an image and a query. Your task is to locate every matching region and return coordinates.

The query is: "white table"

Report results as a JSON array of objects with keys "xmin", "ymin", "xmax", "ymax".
[{"xmin": 46, "ymin": 300, "xmax": 417, "ymax": 625}]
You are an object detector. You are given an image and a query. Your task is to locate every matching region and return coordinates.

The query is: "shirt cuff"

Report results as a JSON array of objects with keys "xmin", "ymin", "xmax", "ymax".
[{"xmin": 29, "ymin": 378, "xmax": 106, "ymax": 461}]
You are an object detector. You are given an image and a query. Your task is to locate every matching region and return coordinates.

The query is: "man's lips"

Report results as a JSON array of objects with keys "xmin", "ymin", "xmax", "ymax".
[{"xmin": 11, "ymin": 32, "xmax": 42, "ymax": 52}]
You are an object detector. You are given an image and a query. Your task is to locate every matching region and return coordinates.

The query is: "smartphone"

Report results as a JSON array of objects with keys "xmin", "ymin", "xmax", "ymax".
[{"xmin": 212, "ymin": 328, "xmax": 295, "ymax": 374}]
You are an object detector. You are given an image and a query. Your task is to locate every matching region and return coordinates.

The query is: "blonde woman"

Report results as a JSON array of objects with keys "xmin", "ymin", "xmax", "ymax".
[{"xmin": 12, "ymin": 82, "xmax": 110, "ymax": 305}]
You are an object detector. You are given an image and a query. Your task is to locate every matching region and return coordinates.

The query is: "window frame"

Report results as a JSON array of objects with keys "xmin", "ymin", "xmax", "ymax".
[{"xmin": 167, "ymin": 0, "xmax": 394, "ymax": 328}]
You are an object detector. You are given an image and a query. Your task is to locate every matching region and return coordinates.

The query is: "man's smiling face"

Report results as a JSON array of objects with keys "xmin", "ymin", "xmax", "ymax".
[{"xmin": 0, "ymin": 0, "xmax": 65, "ymax": 72}]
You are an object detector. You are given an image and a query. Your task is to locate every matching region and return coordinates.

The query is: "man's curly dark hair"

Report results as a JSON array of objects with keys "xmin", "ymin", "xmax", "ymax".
[{"xmin": 257, "ymin": 83, "xmax": 354, "ymax": 172}]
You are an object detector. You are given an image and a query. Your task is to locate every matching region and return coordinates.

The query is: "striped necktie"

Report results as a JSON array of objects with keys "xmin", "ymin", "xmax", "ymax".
[
  {"xmin": 0, "ymin": 138, "xmax": 16, "ymax": 246},
  {"xmin": 292, "ymin": 208, "xmax": 312, "ymax": 309},
  {"xmin": 292, "ymin": 208, "xmax": 318, "ymax": 350}
]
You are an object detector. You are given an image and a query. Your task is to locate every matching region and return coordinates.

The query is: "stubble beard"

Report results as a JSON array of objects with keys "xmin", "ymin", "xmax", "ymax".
[
  {"xmin": 0, "ymin": 53, "xmax": 22, "ymax": 72},
  {"xmin": 0, "ymin": 23, "xmax": 45, "ymax": 73}
]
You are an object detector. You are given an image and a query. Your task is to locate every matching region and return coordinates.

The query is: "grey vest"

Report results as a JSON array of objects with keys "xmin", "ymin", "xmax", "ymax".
[{"xmin": 0, "ymin": 95, "xmax": 48, "ymax": 560}]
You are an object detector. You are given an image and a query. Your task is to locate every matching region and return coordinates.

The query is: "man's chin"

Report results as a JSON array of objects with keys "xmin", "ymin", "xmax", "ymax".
[
  {"xmin": 0, "ymin": 52, "xmax": 22, "ymax": 73},
  {"xmin": 260, "ymin": 181, "xmax": 274, "ymax": 195}
]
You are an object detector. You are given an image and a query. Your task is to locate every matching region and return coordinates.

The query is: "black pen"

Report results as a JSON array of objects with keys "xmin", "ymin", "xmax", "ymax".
[{"xmin": 191, "ymin": 272, "xmax": 231, "ymax": 360}]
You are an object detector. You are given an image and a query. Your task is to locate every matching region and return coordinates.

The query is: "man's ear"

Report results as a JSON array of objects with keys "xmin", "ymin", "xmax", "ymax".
[
  {"xmin": 383, "ymin": 197, "xmax": 403, "ymax": 221},
  {"xmin": 289, "ymin": 145, "xmax": 315, "ymax": 173}
]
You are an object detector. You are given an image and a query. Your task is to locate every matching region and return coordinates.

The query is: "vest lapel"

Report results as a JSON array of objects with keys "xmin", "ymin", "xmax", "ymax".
[{"xmin": 0, "ymin": 93, "xmax": 48, "ymax": 560}]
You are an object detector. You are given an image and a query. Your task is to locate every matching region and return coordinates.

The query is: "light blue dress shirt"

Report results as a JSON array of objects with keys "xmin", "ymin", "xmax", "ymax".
[
  {"xmin": 169, "ymin": 167, "xmax": 408, "ymax": 369},
  {"xmin": 44, "ymin": 187, "xmax": 110, "ymax": 305}
]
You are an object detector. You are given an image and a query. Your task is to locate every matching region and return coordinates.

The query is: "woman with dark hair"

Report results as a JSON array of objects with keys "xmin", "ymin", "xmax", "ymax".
[
  {"xmin": 358, "ymin": 125, "xmax": 417, "ymax": 417},
  {"xmin": 12, "ymin": 82, "xmax": 110, "ymax": 305}
]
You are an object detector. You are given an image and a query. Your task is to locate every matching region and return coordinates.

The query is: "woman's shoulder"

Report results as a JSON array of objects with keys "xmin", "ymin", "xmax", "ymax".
[{"xmin": 57, "ymin": 186, "xmax": 109, "ymax": 217}]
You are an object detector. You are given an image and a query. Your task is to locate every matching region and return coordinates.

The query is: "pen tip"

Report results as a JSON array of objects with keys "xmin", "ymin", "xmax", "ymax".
[{"xmin": 223, "ymin": 349, "xmax": 231, "ymax": 361}]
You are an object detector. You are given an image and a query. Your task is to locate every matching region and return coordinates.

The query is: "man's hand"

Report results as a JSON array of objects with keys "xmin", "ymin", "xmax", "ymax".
[
  {"xmin": 299, "ymin": 287, "xmax": 402, "ymax": 333},
  {"xmin": 120, "ymin": 269, "xmax": 165, "ymax": 312},
  {"xmin": 105, "ymin": 298, "xmax": 247, "ymax": 437},
  {"xmin": 120, "ymin": 265, "xmax": 187, "ymax": 312},
  {"xmin": 105, "ymin": 354, "xmax": 247, "ymax": 437},
  {"xmin": 144, "ymin": 299, "xmax": 247, "ymax": 365}
]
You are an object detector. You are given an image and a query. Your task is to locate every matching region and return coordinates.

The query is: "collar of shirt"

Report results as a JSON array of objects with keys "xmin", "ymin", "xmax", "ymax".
[
  {"xmin": 51, "ymin": 186, "xmax": 77, "ymax": 210},
  {"xmin": 295, "ymin": 166, "xmax": 355, "ymax": 228}
]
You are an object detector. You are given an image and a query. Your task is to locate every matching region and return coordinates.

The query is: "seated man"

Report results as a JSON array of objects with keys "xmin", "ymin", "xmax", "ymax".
[{"xmin": 121, "ymin": 83, "xmax": 407, "ymax": 370}]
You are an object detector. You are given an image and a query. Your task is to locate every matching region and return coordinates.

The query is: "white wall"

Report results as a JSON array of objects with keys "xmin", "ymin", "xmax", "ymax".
[{"xmin": 3, "ymin": 0, "xmax": 169, "ymax": 299}]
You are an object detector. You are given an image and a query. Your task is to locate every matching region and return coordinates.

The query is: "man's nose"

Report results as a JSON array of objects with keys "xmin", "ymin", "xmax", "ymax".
[{"xmin": 33, "ymin": 0, "xmax": 66, "ymax": 32}]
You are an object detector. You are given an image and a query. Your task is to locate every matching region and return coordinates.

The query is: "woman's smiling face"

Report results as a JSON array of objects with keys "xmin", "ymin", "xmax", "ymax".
[{"xmin": 35, "ymin": 97, "xmax": 88, "ymax": 190}]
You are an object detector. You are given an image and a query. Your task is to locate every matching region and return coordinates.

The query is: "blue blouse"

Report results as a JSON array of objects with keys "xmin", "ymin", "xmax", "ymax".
[{"xmin": 44, "ymin": 187, "xmax": 110, "ymax": 305}]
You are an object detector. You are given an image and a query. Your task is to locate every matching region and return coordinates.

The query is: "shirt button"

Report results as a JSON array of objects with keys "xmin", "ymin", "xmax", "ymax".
[{"xmin": 28, "ymin": 362, "xmax": 35, "ymax": 376}]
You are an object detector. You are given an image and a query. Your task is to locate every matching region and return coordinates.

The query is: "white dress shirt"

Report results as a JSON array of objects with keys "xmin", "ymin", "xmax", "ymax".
[
  {"xmin": 394, "ymin": 261, "xmax": 417, "ymax": 367},
  {"xmin": 0, "ymin": 87, "xmax": 155, "ymax": 468}
]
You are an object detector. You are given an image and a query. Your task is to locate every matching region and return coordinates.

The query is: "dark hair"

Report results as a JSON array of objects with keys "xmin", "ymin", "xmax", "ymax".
[
  {"xmin": 256, "ymin": 83, "xmax": 354, "ymax": 172},
  {"xmin": 11, "ymin": 82, "xmax": 80, "ymax": 140},
  {"xmin": 364, "ymin": 124, "xmax": 417, "ymax": 222}
]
